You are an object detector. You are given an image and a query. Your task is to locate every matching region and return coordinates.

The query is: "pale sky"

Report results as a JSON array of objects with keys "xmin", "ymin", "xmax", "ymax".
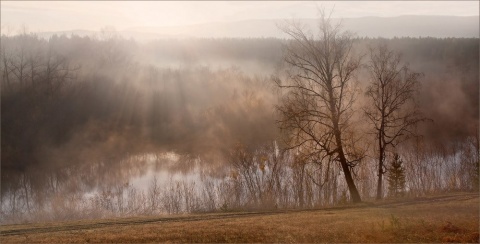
[{"xmin": 1, "ymin": 1, "xmax": 478, "ymax": 33}]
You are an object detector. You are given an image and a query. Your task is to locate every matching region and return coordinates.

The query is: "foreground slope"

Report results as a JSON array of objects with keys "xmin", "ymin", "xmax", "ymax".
[{"xmin": 1, "ymin": 193, "xmax": 478, "ymax": 243}]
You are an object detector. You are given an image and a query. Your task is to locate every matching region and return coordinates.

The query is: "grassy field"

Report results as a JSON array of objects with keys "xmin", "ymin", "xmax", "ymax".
[{"xmin": 1, "ymin": 192, "xmax": 478, "ymax": 243}]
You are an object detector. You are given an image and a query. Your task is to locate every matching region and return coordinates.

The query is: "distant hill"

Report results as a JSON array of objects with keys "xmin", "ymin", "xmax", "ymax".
[
  {"xmin": 36, "ymin": 16, "xmax": 479, "ymax": 40},
  {"xmin": 338, "ymin": 15, "xmax": 479, "ymax": 38}
]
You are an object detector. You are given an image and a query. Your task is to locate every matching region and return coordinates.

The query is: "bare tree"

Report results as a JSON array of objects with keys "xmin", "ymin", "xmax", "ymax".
[
  {"xmin": 364, "ymin": 44, "xmax": 425, "ymax": 200},
  {"xmin": 148, "ymin": 176, "xmax": 160, "ymax": 213},
  {"xmin": 275, "ymin": 9, "xmax": 362, "ymax": 203}
]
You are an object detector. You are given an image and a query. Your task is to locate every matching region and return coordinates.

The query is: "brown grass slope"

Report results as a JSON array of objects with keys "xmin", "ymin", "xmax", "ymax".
[{"xmin": 1, "ymin": 192, "xmax": 479, "ymax": 243}]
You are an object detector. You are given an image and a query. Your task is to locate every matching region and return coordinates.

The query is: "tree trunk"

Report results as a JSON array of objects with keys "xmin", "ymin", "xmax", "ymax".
[
  {"xmin": 330, "ymin": 96, "xmax": 362, "ymax": 203},
  {"xmin": 376, "ymin": 164, "xmax": 383, "ymax": 200},
  {"xmin": 335, "ymin": 130, "xmax": 362, "ymax": 203},
  {"xmin": 376, "ymin": 137, "xmax": 385, "ymax": 200},
  {"xmin": 339, "ymin": 156, "xmax": 362, "ymax": 203}
]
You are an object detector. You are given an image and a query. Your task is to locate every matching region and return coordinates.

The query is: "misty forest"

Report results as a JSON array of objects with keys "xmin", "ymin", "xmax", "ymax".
[{"xmin": 1, "ymin": 13, "xmax": 479, "ymax": 226}]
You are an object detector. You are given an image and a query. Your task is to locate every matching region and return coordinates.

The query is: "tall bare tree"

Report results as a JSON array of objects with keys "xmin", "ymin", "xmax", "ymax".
[
  {"xmin": 364, "ymin": 44, "xmax": 425, "ymax": 200},
  {"xmin": 275, "ymin": 10, "xmax": 362, "ymax": 203}
]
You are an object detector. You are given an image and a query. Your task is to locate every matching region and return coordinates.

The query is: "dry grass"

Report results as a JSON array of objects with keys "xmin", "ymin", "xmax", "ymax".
[{"xmin": 1, "ymin": 193, "xmax": 479, "ymax": 243}]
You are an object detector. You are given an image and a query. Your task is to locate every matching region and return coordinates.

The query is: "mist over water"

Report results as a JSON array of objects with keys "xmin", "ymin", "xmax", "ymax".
[{"xmin": 1, "ymin": 30, "xmax": 478, "ymax": 223}]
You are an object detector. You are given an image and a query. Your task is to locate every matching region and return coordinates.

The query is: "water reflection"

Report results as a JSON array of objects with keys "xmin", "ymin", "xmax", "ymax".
[{"xmin": 129, "ymin": 152, "xmax": 208, "ymax": 192}]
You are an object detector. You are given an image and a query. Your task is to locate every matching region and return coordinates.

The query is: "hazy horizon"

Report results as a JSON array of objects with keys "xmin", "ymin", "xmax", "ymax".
[{"xmin": 1, "ymin": 1, "xmax": 478, "ymax": 34}]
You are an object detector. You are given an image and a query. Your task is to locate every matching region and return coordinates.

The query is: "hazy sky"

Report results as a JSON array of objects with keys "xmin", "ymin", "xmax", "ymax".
[{"xmin": 1, "ymin": 1, "xmax": 478, "ymax": 33}]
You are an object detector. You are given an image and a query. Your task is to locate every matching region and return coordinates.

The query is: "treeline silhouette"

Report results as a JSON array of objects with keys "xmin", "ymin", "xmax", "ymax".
[{"xmin": 1, "ymin": 33, "xmax": 478, "ymax": 223}]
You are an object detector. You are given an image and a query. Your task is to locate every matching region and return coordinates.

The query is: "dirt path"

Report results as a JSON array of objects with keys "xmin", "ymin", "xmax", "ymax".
[
  {"xmin": 0, "ymin": 211, "xmax": 288, "ymax": 236},
  {"xmin": 1, "ymin": 192, "xmax": 478, "ymax": 237},
  {"xmin": 374, "ymin": 192, "xmax": 479, "ymax": 208}
]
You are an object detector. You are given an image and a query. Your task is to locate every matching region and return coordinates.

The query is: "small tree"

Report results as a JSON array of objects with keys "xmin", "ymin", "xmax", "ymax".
[{"xmin": 387, "ymin": 153, "xmax": 406, "ymax": 198}]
